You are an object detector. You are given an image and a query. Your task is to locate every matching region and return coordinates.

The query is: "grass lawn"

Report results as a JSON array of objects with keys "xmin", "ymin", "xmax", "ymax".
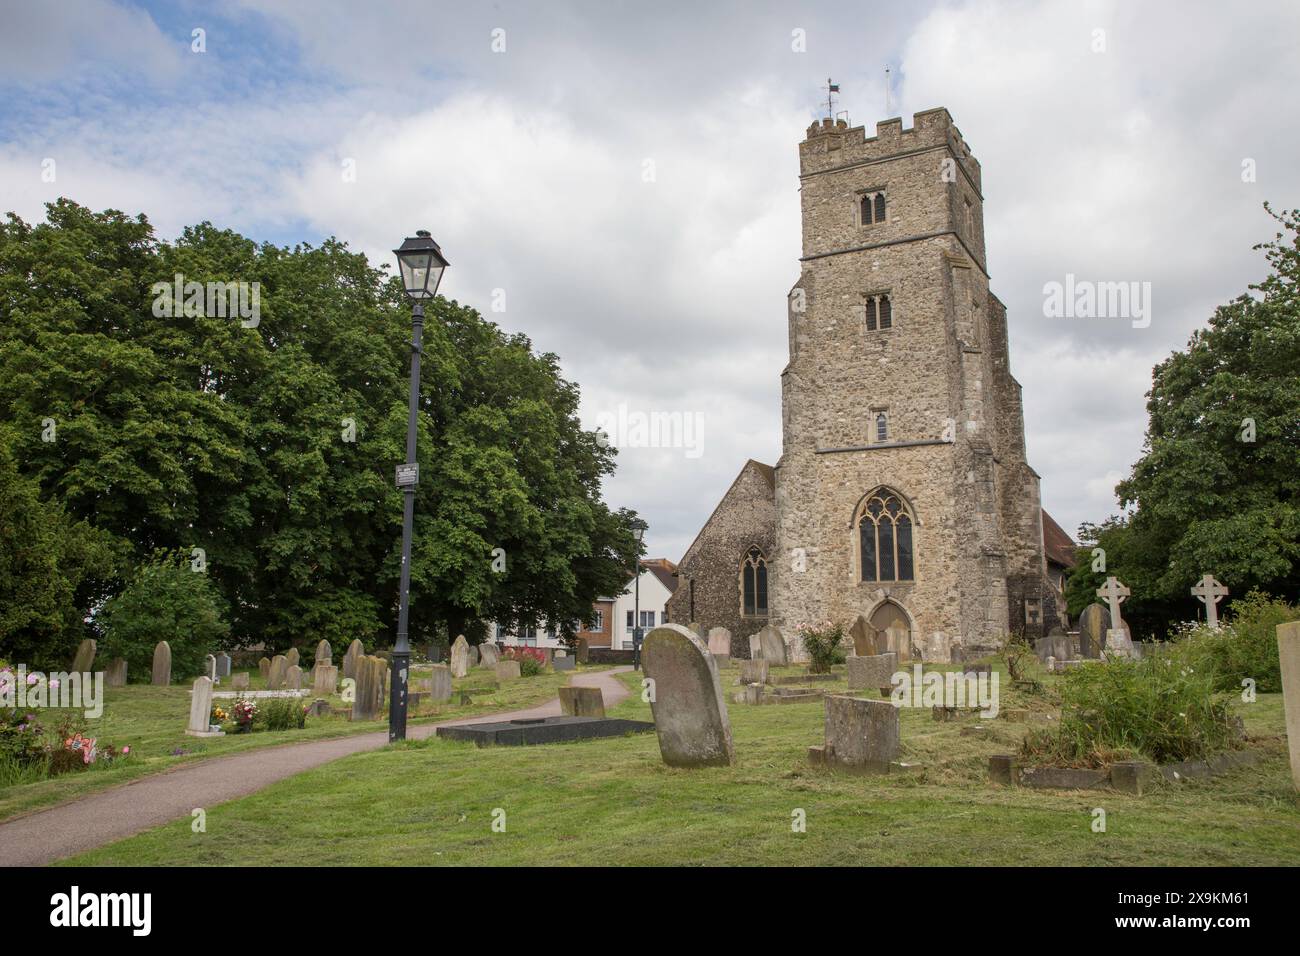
[
  {"xmin": 0, "ymin": 663, "xmax": 600, "ymax": 824},
  {"xmin": 65, "ymin": 661, "xmax": 1300, "ymax": 866}
]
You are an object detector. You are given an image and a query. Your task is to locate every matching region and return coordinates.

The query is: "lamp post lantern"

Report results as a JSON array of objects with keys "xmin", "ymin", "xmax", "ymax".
[
  {"xmin": 389, "ymin": 230, "xmax": 449, "ymax": 742},
  {"xmin": 631, "ymin": 519, "xmax": 648, "ymax": 670}
]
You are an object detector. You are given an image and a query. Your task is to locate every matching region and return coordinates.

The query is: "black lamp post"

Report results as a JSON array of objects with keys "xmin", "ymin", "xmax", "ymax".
[
  {"xmin": 389, "ymin": 230, "xmax": 449, "ymax": 742},
  {"xmin": 631, "ymin": 518, "xmax": 648, "ymax": 670}
]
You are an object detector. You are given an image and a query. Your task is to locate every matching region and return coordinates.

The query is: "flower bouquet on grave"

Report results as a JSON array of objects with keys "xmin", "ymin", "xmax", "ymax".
[{"xmin": 231, "ymin": 697, "xmax": 258, "ymax": 733}]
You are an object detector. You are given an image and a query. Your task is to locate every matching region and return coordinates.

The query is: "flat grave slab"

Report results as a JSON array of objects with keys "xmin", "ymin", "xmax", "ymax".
[{"xmin": 436, "ymin": 715, "xmax": 655, "ymax": 747}]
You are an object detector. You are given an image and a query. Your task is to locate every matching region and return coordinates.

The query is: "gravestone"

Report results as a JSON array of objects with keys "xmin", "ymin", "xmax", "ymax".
[
  {"xmin": 819, "ymin": 694, "xmax": 898, "ymax": 772},
  {"xmin": 687, "ymin": 622, "xmax": 704, "ymax": 639},
  {"xmin": 1033, "ymin": 632, "xmax": 1072, "ymax": 663},
  {"xmin": 429, "ymin": 664, "xmax": 452, "ymax": 702},
  {"xmin": 576, "ymin": 637, "xmax": 589, "ymax": 664},
  {"xmin": 343, "ymin": 639, "xmax": 363, "ymax": 679},
  {"xmin": 451, "ymin": 635, "xmax": 471, "ymax": 678},
  {"xmin": 748, "ymin": 633, "xmax": 762, "ymax": 659},
  {"xmin": 468, "ymin": 644, "xmax": 480, "ymax": 666},
  {"xmin": 285, "ymin": 647, "xmax": 300, "ymax": 669},
  {"xmin": 1097, "ymin": 576, "xmax": 1130, "ymax": 632},
  {"xmin": 739, "ymin": 658, "xmax": 769, "ymax": 685},
  {"xmin": 151, "ymin": 641, "xmax": 172, "ymax": 686},
  {"xmin": 707, "ymin": 627, "xmax": 732, "ymax": 659},
  {"xmin": 105, "ymin": 658, "xmax": 128, "ymax": 688},
  {"xmin": 205, "ymin": 654, "xmax": 217, "ymax": 681},
  {"xmin": 1077, "ymin": 604, "xmax": 1109, "ymax": 659},
  {"xmin": 71, "ymin": 638, "xmax": 97, "ymax": 673},
  {"xmin": 266, "ymin": 655, "xmax": 288, "ymax": 690},
  {"xmin": 554, "ymin": 655, "xmax": 576, "ymax": 672},
  {"xmin": 352, "ymin": 656, "xmax": 384, "ymax": 721},
  {"xmin": 849, "ymin": 615, "xmax": 877, "ymax": 656},
  {"xmin": 1104, "ymin": 627, "xmax": 1136, "ymax": 660},
  {"xmin": 315, "ymin": 639, "xmax": 332, "ymax": 665},
  {"xmin": 757, "ymin": 625, "xmax": 788, "ymax": 665},
  {"xmin": 846, "ymin": 652, "xmax": 897, "ymax": 692},
  {"xmin": 559, "ymin": 686, "xmax": 605, "ymax": 717},
  {"xmin": 186, "ymin": 676, "xmax": 223, "ymax": 737},
  {"xmin": 231, "ymin": 672, "xmax": 250, "ymax": 691},
  {"xmin": 258, "ymin": 656, "xmax": 271, "ymax": 679},
  {"xmin": 641, "ymin": 623, "xmax": 734, "ymax": 767},
  {"xmin": 496, "ymin": 660, "xmax": 521, "ymax": 681},
  {"xmin": 1278, "ymin": 621, "xmax": 1300, "ymax": 792},
  {"xmin": 479, "ymin": 643, "xmax": 500, "ymax": 668},
  {"xmin": 1191, "ymin": 574, "xmax": 1229, "ymax": 629},
  {"xmin": 215, "ymin": 652, "xmax": 232, "ymax": 678},
  {"xmin": 310, "ymin": 663, "xmax": 337, "ymax": 695}
]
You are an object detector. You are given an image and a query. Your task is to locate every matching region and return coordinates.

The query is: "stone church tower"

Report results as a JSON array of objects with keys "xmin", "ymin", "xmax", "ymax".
[{"xmin": 668, "ymin": 108, "xmax": 1062, "ymax": 661}]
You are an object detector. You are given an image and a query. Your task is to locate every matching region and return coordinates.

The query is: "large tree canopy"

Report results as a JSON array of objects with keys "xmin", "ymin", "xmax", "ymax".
[
  {"xmin": 1067, "ymin": 205, "xmax": 1300, "ymax": 636},
  {"xmin": 0, "ymin": 199, "xmax": 640, "ymax": 658}
]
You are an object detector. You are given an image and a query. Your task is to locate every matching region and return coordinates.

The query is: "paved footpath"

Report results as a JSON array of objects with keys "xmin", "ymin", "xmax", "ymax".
[{"xmin": 0, "ymin": 666, "xmax": 634, "ymax": 867}]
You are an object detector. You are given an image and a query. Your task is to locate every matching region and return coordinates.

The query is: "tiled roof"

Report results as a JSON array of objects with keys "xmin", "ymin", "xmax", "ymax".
[{"xmin": 1041, "ymin": 509, "xmax": 1077, "ymax": 568}]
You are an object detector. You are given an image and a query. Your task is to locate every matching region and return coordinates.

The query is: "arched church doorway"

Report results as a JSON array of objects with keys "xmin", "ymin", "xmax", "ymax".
[{"xmin": 868, "ymin": 601, "xmax": 912, "ymax": 661}]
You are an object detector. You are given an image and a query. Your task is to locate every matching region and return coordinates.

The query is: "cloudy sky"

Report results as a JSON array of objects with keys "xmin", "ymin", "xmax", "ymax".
[{"xmin": 2, "ymin": 0, "xmax": 1298, "ymax": 562}]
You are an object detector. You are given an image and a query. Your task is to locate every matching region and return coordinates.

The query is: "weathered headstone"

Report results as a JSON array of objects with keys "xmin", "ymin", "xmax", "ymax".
[
  {"xmin": 258, "ymin": 656, "xmax": 271, "ymax": 678},
  {"xmin": 478, "ymin": 643, "xmax": 500, "ymax": 668},
  {"xmin": 205, "ymin": 654, "xmax": 217, "ymax": 681},
  {"xmin": 286, "ymin": 664, "xmax": 304, "ymax": 690},
  {"xmin": 1191, "ymin": 574, "xmax": 1229, "ymax": 629},
  {"xmin": 739, "ymin": 658, "xmax": 769, "ymax": 685},
  {"xmin": 1104, "ymin": 627, "xmax": 1135, "ymax": 660},
  {"xmin": 343, "ymin": 639, "xmax": 363, "ymax": 679},
  {"xmin": 1277, "ymin": 620, "xmax": 1300, "ymax": 792},
  {"xmin": 748, "ymin": 633, "xmax": 762, "ymax": 659},
  {"xmin": 576, "ymin": 637, "xmax": 589, "ymax": 664},
  {"xmin": 312, "ymin": 663, "xmax": 338, "ymax": 696},
  {"xmin": 468, "ymin": 644, "xmax": 480, "ymax": 666},
  {"xmin": 450, "ymin": 635, "xmax": 471, "ymax": 678},
  {"xmin": 554, "ymin": 655, "xmax": 576, "ymax": 672},
  {"xmin": 186, "ymin": 676, "xmax": 223, "ymax": 737},
  {"xmin": 819, "ymin": 694, "xmax": 898, "ymax": 772},
  {"xmin": 352, "ymin": 656, "xmax": 384, "ymax": 721},
  {"xmin": 314, "ymin": 639, "xmax": 332, "ymax": 666},
  {"xmin": 707, "ymin": 627, "xmax": 731, "ymax": 658},
  {"xmin": 1077, "ymin": 604, "xmax": 1109, "ymax": 659},
  {"xmin": 285, "ymin": 647, "xmax": 300, "ymax": 669},
  {"xmin": 231, "ymin": 672, "xmax": 250, "ymax": 691},
  {"xmin": 786, "ymin": 631, "xmax": 810, "ymax": 665},
  {"xmin": 757, "ymin": 625, "xmax": 788, "ymax": 665},
  {"xmin": 105, "ymin": 658, "xmax": 128, "ymax": 687},
  {"xmin": 641, "ymin": 624, "xmax": 734, "ymax": 767},
  {"xmin": 266, "ymin": 655, "xmax": 288, "ymax": 690},
  {"xmin": 1033, "ymin": 632, "xmax": 1071, "ymax": 663},
  {"xmin": 151, "ymin": 641, "xmax": 172, "ymax": 686},
  {"xmin": 687, "ymin": 622, "xmax": 704, "ymax": 639},
  {"xmin": 496, "ymin": 660, "xmax": 521, "ymax": 681},
  {"xmin": 849, "ymin": 615, "xmax": 877, "ymax": 656},
  {"xmin": 71, "ymin": 638, "xmax": 97, "ymax": 673},
  {"xmin": 558, "ymin": 686, "xmax": 605, "ymax": 717},
  {"xmin": 215, "ymin": 652, "xmax": 232, "ymax": 678},
  {"xmin": 429, "ymin": 664, "xmax": 452, "ymax": 702},
  {"xmin": 846, "ymin": 652, "xmax": 897, "ymax": 692}
]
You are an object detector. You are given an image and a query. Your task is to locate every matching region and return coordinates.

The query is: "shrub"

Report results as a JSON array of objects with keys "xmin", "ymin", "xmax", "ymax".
[
  {"xmin": 1022, "ymin": 655, "xmax": 1236, "ymax": 767},
  {"xmin": 1173, "ymin": 590, "xmax": 1294, "ymax": 693},
  {"xmin": 793, "ymin": 621, "xmax": 845, "ymax": 673},
  {"xmin": 99, "ymin": 550, "xmax": 229, "ymax": 681},
  {"xmin": 259, "ymin": 697, "xmax": 306, "ymax": 732}
]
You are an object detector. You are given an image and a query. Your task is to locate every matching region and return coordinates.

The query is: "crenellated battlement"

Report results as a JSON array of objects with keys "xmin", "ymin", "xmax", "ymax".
[{"xmin": 802, "ymin": 107, "xmax": 982, "ymax": 193}]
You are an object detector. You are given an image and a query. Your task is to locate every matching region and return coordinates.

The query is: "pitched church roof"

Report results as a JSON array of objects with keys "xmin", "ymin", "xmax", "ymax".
[{"xmin": 1041, "ymin": 509, "xmax": 1077, "ymax": 569}]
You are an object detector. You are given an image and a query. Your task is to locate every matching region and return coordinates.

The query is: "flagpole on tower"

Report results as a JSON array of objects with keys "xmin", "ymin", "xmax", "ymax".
[{"xmin": 825, "ymin": 77, "xmax": 839, "ymax": 119}]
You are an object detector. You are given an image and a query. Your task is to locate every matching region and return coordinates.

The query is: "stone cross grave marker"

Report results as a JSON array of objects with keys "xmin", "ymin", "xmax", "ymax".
[
  {"xmin": 642, "ymin": 623, "xmax": 734, "ymax": 767},
  {"xmin": 1191, "ymin": 574, "xmax": 1229, "ymax": 629},
  {"xmin": 1096, "ymin": 576, "xmax": 1130, "ymax": 628}
]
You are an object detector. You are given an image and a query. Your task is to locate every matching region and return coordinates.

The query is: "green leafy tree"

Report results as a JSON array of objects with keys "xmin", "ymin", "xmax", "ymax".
[
  {"xmin": 98, "ymin": 550, "xmax": 230, "ymax": 680},
  {"xmin": 1075, "ymin": 205, "xmax": 1300, "ymax": 635}
]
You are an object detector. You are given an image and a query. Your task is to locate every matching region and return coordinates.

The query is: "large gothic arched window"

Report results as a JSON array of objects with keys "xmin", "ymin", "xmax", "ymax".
[
  {"xmin": 741, "ymin": 546, "xmax": 768, "ymax": 616},
  {"xmin": 856, "ymin": 489, "xmax": 915, "ymax": 583}
]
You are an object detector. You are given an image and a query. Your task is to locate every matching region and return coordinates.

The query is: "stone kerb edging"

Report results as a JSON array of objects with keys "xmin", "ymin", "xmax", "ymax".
[{"xmin": 989, "ymin": 750, "xmax": 1261, "ymax": 795}]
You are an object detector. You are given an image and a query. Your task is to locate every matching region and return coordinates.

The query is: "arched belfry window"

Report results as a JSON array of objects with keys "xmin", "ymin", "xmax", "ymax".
[
  {"xmin": 856, "ymin": 489, "xmax": 915, "ymax": 583},
  {"xmin": 861, "ymin": 190, "xmax": 887, "ymax": 225},
  {"xmin": 741, "ymin": 546, "xmax": 768, "ymax": 616}
]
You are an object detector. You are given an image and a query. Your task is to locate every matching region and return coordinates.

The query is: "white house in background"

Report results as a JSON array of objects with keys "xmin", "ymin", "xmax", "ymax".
[
  {"xmin": 488, "ymin": 559, "xmax": 678, "ymax": 652},
  {"xmin": 611, "ymin": 560, "xmax": 677, "ymax": 651}
]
